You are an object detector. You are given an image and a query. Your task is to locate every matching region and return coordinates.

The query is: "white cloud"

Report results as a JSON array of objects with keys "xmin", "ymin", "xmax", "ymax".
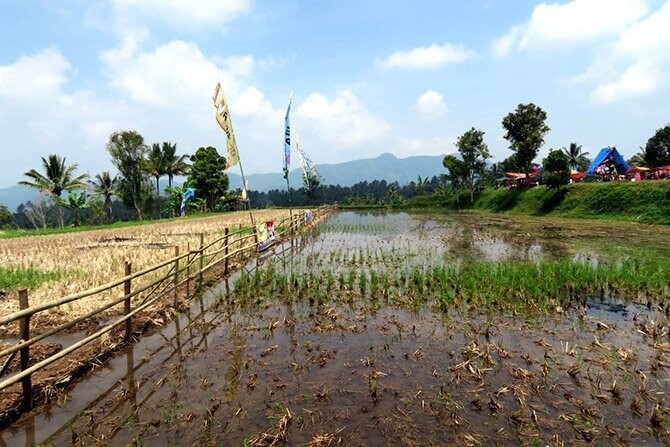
[
  {"xmin": 112, "ymin": 0, "xmax": 252, "ymax": 29},
  {"xmin": 296, "ymin": 91, "xmax": 390, "ymax": 148},
  {"xmin": 589, "ymin": 1, "xmax": 670, "ymax": 102},
  {"xmin": 493, "ymin": 0, "xmax": 650, "ymax": 56},
  {"xmin": 392, "ymin": 137, "xmax": 451, "ymax": 158},
  {"xmin": 378, "ymin": 43, "xmax": 474, "ymax": 70},
  {"xmin": 414, "ymin": 90, "xmax": 447, "ymax": 117},
  {"xmin": 0, "ymin": 48, "xmax": 133, "ymax": 183},
  {"xmin": 0, "ymin": 47, "xmax": 71, "ymax": 101},
  {"xmin": 101, "ymin": 40, "xmax": 222, "ymax": 108}
]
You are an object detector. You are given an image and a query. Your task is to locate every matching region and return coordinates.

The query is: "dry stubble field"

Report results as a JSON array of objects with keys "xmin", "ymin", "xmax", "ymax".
[{"xmin": 0, "ymin": 210, "xmax": 291, "ymax": 330}]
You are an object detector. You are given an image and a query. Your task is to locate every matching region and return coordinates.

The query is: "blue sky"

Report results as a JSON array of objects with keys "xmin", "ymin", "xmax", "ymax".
[{"xmin": 1, "ymin": 0, "xmax": 670, "ymax": 188}]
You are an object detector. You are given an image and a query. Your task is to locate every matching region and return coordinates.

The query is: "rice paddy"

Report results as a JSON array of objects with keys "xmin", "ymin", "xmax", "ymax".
[
  {"xmin": 0, "ymin": 209, "xmax": 291, "ymax": 325},
  {"xmin": 1, "ymin": 210, "xmax": 669, "ymax": 446}
]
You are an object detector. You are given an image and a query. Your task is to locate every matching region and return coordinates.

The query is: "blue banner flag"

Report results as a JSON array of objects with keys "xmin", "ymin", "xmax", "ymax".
[{"xmin": 180, "ymin": 187, "xmax": 196, "ymax": 216}]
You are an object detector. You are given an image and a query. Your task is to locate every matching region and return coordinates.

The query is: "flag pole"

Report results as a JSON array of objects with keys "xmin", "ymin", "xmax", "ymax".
[
  {"xmin": 237, "ymin": 161, "xmax": 255, "ymax": 228},
  {"xmin": 283, "ymin": 92, "xmax": 294, "ymax": 217},
  {"xmin": 213, "ymin": 81, "xmax": 255, "ymax": 229}
]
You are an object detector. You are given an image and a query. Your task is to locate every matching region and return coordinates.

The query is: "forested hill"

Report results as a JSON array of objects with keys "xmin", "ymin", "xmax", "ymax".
[
  {"xmin": 0, "ymin": 153, "xmax": 446, "ymax": 211},
  {"xmin": 228, "ymin": 153, "xmax": 445, "ymax": 191}
]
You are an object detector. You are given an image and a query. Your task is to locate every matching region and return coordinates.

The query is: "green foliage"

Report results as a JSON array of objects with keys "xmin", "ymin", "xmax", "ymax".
[
  {"xmin": 501, "ymin": 103, "xmax": 550, "ymax": 178},
  {"xmin": 644, "ymin": 123, "xmax": 670, "ymax": 167},
  {"xmin": 0, "ymin": 266, "xmax": 63, "ymax": 291},
  {"xmin": 0, "ymin": 204, "xmax": 12, "ymax": 228},
  {"xmin": 442, "ymin": 154, "xmax": 469, "ymax": 207},
  {"xmin": 627, "ymin": 147, "xmax": 647, "ymax": 167},
  {"xmin": 542, "ymin": 149, "xmax": 571, "ymax": 189},
  {"xmin": 471, "ymin": 181, "xmax": 670, "ymax": 224},
  {"xmin": 107, "ymin": 130, "xmax": 149, "ymax": 219},
  {"xmin": 57, "ymin": 191, "xmax": 90, "ymax": 226},
  {"xmin": 187, "ymin": 146, "xmax": 229, "ymax": 211},
  {"xmin": 18, "ymin": 154, "xmax": 88, "ymax": 198},
  {"xmin": 302, "ymin": 172, "xmax": 322, "ymax": 204},
  {"xmin": 456, "ymin": 127, "xmax": 490, "ymax": 202},
  {"xmin": 562, "ymin": 142, "xmax": 590, "ymax": 171},
  {"xmin": 90, "ymin": 171, "xmax": 118, "ymax": 220}
]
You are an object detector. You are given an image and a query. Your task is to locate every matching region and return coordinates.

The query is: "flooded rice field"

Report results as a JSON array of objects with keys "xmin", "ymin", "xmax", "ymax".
[{"xmin": 1, "ymin": 211, "xmax": 669, "ymax": 446}]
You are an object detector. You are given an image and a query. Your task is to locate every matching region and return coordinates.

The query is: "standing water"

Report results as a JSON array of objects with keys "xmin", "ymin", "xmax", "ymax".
[{"xmin": 1, "ymin": 211, "xmax": 669, "ymax": 446}]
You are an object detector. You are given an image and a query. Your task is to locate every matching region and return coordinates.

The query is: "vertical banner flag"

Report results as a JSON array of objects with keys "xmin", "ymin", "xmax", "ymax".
[
  {"xmin": 180, "ymin": 187, "xmax": 196, "ymax": 216},
  {"xmin": 296, "ymin": 133, "xmax": 307, "ymax": 178},
  {"xmin": 241, "ymin": 179, "xmax": 248, "ymax": 200},
  {"xmin": 283, "ymin": 94, "xmax": 292, "ymax": 178},
  {"xmin": 213, "ymin": 82, "xmax": 240, "ymax": 170}
]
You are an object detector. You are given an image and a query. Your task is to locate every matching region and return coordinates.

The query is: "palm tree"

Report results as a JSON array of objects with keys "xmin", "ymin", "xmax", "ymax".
[
  {"xmin": 627, "ymin": 147, "xmax": 648, "ymax": 167},
  {"xmin": 162, "ymin": 142, "xmax": 190, "ymax": 187},
  {"xmin": 90, "ymin": 171, "xmax": 118, "ymax": 221},
  {"xmin": 19, "ymin": 154, "xmax": 88, "ymax": 227},
  {"xmin": 562, "ymin": 143, "xmax": 590, "ymax": 171},
  {"xmin": 143, "ymin": 143, "xmax": 167, "ymax": 217}
]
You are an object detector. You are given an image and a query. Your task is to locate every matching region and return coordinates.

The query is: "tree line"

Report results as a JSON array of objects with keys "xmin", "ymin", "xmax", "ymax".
[{"xmin": 2, "ymin": 106, "xmax": 669, "ymax": 229}]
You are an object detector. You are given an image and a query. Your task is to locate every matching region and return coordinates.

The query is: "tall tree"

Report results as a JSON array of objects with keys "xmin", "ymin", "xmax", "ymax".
[
  {"xmin": 302, "ymin": 172, "xmax": 322, "ymax": 204},
  {"xmin": 456, "ymin": 127, "xmax": 490, "ymax": 202},
  {"xmin": 18, "ymin": 154, "xmax": 88, "ymax": 227},
  {"xmin": 442, "ymin": 154, "xmax": 468, "ymax": 208},
  {"xmin": 143, "ymin": 143, "xmax": 167, "ymax": 217},
  {"xmin": 162, "ymin": 142, "xmax": 190, "ymax": 187},
  {"xmin": 562, "ymin": 142, "xmax": 590, "ymax": 171},
  {"xmin": 501, "ymin": 103, "xmax": 550, "ymax": 185},
  {"xmin": 187, "ymin": 146, "xmax": 229, "ymax": 211},
  {"xmin": 90, "ymin": 171, "xmax": 118, "ymax": 220},
  {"xmin": 643, "ymin": 124, "xmax": 670, "ymax": 167},
  {"xmin": 107, "ymin": 130, "xmax": 149, "ymax": 219}
]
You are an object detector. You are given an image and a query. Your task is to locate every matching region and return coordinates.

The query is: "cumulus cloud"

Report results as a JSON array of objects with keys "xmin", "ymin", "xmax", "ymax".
[
  {"xmin": 414, "ymin": 90, "xmax": 447, "ymax": 117},
  {"xmin": 0, "ymin": 47, "xmax": 71, "ymax": 101},
  {"xmin": 0, "ymin": 48, "xmax": 133, "ymax": 183},
  {"xmin": 493, "ymin": 0, "xmax": 670, "ymax": 103},
  {"xmin": 492, "ymin": 0, "xmax": 649, "ymax": 57},
  {"xmin": 590, "ymin": 1, "xmax": 670, "ymax": 102},
  {"xmin": 112, "ymin": 0, "xmax": 252, "ymax": 29},
  {"xmin": 296, "ymin": 91, "xmax": 390, "ymax": 148},
  {"xmin": 378, "ymin": 43, "xmax": 474, "ymax": 70},
  {"xmin": 392, "ymin": 137, "xmax": 450, "ymax": 158}
]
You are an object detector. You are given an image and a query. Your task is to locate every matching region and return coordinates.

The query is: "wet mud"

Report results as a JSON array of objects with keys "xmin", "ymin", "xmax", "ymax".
[{"xmin": 1, "ymin": 211, "xmax": 668, "ymax": 446}]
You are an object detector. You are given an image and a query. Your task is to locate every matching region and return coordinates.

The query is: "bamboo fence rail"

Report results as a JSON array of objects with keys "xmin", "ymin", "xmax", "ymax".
[{"xmin": 0, "ymin": 207, "xmax": 330, "ymax": 413}]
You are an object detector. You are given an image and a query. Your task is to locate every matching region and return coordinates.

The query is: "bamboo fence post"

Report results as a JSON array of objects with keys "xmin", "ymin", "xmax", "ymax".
[
  {"xmin": 18, "ymin": 288, "xmax": 32, "ymax": 411},
  {"xmin": 124, "ymin": 261, "xmax": 132, "ymax": 343},
  {"xmin": 173, "ymin": 246, "xmax": 180, "ymax": 307},
  {"xmin": 198, "ymin": 233, "xmax": 204, "ymax": 291},
  {"xmin": 186, "ymin": 242, "xmax": 191, "ymax": 298},
  {"xmin": 224, "ymin": 228, "xmax": 230, "ymax": 276}
]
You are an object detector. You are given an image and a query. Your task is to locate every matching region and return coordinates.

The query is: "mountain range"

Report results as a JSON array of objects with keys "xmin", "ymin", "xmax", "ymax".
[{"xmin": 0, "ymin": 153, "xmax": 445, "ymax": 211}]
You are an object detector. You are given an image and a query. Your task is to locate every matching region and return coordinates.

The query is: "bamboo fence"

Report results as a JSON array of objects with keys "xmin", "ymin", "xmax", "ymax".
[{"xmin": 0, "ymin": 208, "xmax": 330, "ymax": 413}]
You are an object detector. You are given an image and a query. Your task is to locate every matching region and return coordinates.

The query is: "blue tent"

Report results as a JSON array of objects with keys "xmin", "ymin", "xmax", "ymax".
[{"xmin": 587, "ymin": 146, "xmax": 630, "ymax": 175}]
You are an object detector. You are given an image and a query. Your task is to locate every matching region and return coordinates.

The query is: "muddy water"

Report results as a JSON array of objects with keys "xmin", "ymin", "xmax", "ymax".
[{"xmin": 1, "ymin": 211, "xmax": 669, "ymax": 446}]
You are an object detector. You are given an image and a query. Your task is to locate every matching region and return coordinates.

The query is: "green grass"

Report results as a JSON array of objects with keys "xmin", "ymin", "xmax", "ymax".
[
  {"xmin": 0, "ymin": 266, "xmax": 64, "ymax": 291},
  {"xmin": 471, "ymin": 181, "xmax": 670, "ymax": 224}
]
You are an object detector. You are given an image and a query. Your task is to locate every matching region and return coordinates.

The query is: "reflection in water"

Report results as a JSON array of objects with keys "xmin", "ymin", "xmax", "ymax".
[{"xmin": 2, "ymin": 211, "xmax": 668, "ymax": 446}]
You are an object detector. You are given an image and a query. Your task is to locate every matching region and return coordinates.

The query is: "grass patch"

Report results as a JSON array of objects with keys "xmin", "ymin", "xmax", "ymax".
[{"xmin": 0, "ymin": 266, "xmax": 64, "ymax": 291}]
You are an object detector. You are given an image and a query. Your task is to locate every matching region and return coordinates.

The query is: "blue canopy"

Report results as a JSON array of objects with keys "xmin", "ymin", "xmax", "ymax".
[{"xmin": 587, "ymin": 146, "xmax": 630, "ymax": 174}]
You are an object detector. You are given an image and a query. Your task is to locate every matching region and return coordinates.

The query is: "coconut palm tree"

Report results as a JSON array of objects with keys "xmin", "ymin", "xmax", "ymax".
[
  {"xmin": 162, "ymin": 142, "xmax": 190, "ymax": 187},
  {"xmin": 90, "ymin": 171, "xmax": 118, "ymax": 220},
  {"xmin": 562, "ymin": 143, "xmax": 590, "ymax": 171},
  {"xmin": 19, "ymin": 154, "xmax": 88, "ymax": 227},
  {"xmin": 627, "ymin": 147, "xmax": 648, "ymax": 167},
  {"xmin": 143, "ymin": 143, "xmax": 167, "ymax": 217}
]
